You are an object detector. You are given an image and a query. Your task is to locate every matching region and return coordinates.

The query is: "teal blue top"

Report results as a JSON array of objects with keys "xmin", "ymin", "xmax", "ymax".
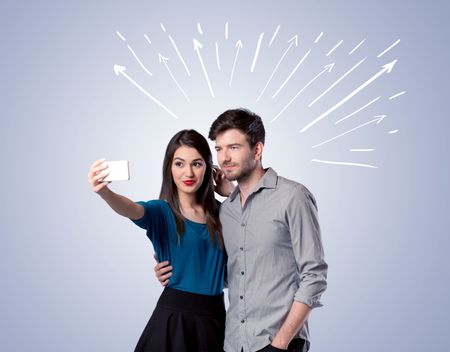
[{"xmin": 132, "ymin": 199, "xmax": 225, "ymax": 296}]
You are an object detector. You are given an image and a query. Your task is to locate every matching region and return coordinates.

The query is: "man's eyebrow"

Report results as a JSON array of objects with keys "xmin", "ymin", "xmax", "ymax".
[{"xmin": 215, "ymin": 143, "xmax": 242, "ymax": 148}]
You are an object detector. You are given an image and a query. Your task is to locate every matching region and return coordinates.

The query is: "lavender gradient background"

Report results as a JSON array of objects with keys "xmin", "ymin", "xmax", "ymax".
[{"xmin": 1, "ymin": 0, "xmax": 449, "ymax": 351}]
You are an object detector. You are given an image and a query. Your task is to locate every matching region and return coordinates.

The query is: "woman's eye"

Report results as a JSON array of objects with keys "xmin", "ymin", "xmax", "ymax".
[
  {"xmin": 193, "ymin": 162, "xmax": 204, "ymax": 168},
  {"xmin": 175, "ymin": 162, "xmax": 183, "ymax": 167}
]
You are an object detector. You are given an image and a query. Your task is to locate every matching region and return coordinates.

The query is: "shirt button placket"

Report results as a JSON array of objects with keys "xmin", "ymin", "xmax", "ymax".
[{"xmin": 239, "ymin": 217, "xmax": 247, "ymax": 347}]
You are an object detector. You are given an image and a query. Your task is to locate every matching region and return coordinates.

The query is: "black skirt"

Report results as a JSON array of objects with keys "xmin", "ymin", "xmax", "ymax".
[{"xmin": 134, "ymin": 287, "xmax": 225, "ymax": 352}]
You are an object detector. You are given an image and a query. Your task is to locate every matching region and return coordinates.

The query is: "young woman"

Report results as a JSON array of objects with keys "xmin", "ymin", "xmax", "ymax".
[{"xmin": 87, "ymin": 130, "xmax": 232, "ymax": 352}]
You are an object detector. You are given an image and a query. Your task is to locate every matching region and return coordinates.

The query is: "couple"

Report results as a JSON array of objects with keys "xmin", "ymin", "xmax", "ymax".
[{"xmin": 88, "ymin": 109, "xmax": 328, "ymax": 352}]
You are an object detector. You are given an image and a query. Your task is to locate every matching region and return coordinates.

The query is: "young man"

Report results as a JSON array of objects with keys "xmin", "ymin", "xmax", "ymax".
[{"xmin": 157, "ymin": 109, "xmax": 328, "ymax": 352}]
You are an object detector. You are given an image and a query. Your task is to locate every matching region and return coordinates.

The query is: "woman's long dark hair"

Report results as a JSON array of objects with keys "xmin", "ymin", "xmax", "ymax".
[{"xmin": 159, "ymin": 130, "xmax": 223, "ymax": 248}]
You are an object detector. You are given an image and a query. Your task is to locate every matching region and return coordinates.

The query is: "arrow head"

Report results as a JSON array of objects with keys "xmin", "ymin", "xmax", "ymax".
[
  {"xmin": 158, "ymin": 53, "xmax": 169, "ymax": 63},
  {"xmin": 235, "ymin": 39, "xmax": 243, "ymax": 48},
  {"xmin": 383, "ymin": 59, "xmax": 397, "ymax": 73},
  {"xmin": 288, "ymin": 34, "xmax": 299, "ymax": 47},
  {"xmin": 324, "ymin": 62, "xmax": 335, "ymax": 72},
  {"xmin": 374, "ymin": 115, "xmax": 387, "ymax": 124},
  {"xmin": 113, "ymin": 64, "xmax": 126, "ymax": 75},
  {"xmin": 193, "ymin": 38, "xmax": 203, "ymax": 50}
]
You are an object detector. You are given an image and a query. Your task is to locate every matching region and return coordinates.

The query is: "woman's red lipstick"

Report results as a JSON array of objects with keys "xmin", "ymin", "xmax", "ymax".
[{"xmin": 183, "ymin": 180, "xmax": 195, "ymax": 186}]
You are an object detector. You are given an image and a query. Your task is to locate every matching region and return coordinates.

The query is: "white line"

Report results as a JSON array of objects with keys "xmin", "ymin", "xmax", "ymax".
[
  {"xmin": 230, "ymin": 40, "xmax": 243, "ymax": 86},
  {"xmin": 311, "ymin": 115, "xmax": 385, "ymax": 148},
  {"xmin": 116, "ymin": 31, "xmax": 126, "ymax": 41},
  {"xmin": 197, "ymin": 22, "xmax": 203, "ymax": 35},
  {"xmin": 309, "ymin": 57, "xmax": 366, "ymax": 107},
  {"xmin": 251, "ymin": 33, "xmax": 264, "ymax": 72},
  {"xmin": 350, "ymin": 148, "xmax": 375, "ymax": 152},
  {"xmin": 312, "ymin": 159, "xmax": 377, "ymax": 169},
  {"xmin": 300, "ymin": 59, "xmax": 397, "ymax": 133},
  {"xmin": 388, "ymin": 129, "xmax": 398, "ymax": 134},
  {"xmin": 271, "ymin": 63, "xmax": 334, "ymax": 122},
  {"xmin": 269, "ymin": 25, "xmax": 280, "ymax": 46},
  {"xmin": 256, "ymin": 35, "xmax": 298, "ymax": 102},
  {"xmin": 143, "ymin": 34, "xmax": 151, "ymax": 45},
  {"xmin": 377, "ymin": 39, "xmax": 400, "ymax": 58},
  {"xmin": 160, "ymin": 23, "xmax": 166, "ymax": 32},
  {"xmin": 127, "ymin": 45, "xmax": 153, "ymax": 76},
  {"xmin": 272, "ymin": 49, "xmax": 311, "ymax": 98},
  {"xmin": 194, "ymin": 38, "xmax": 215, "ymax": 98},
  {"xmin": 159, "ymin": 54, "xmax": 190, "ymax": 102},
  {"xmin": 335, "ymin": 96, "xmax": 380, "ymax": 124},
  {"xmin": 225, "ymin": 22, "xmax": 229, "ymax": 40},
  {"xmin": 215, "ymin": 42, "xmax": 221, "ymax": 71},
  {"xmin": 114, "ymin": 65, "xmax": 180, "ymax": 119},
  {"xmin": 326, "ymin": 40, "xmax": 343, "ymax": 56},
  {"xmin": 389, "ymin": 91, "xmax": 405, "ymax": 100},
  {"xmin": 314, "ymin": 32, "xmax": 323, "ymax": 44},
  {"xmin": 349, "ymin": 39, "xmax": 365, "ymax": 55},
  {"xmin": 168, "ymin": 35, "xmax": 191, "ymax": 76}
]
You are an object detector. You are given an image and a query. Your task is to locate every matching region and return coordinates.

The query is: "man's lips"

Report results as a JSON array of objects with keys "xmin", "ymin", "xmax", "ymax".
[{"xmin": 183, "ymin": 180, "xmax": 195, "ymax": 186}]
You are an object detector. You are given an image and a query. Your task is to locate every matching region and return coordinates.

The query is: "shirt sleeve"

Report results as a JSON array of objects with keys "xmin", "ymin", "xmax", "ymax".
[
  {"xmin": 130, "ymin": 200, "xmax": 168, "ymax": 244},
  {"xmin": 287, "ymin": 185, "xmax": 328, "ymax": 309}
]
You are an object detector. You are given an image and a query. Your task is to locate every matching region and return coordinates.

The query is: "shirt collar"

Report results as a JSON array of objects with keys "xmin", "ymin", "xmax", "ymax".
[{"xmin": 229, "ymin": 167, "xmax": 278, "ymax": 202}]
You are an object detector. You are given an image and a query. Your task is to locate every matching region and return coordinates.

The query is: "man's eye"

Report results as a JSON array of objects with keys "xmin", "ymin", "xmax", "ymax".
[{"xmin": 231, "ymin": 146, "xmax": 238, "ymax": 150}]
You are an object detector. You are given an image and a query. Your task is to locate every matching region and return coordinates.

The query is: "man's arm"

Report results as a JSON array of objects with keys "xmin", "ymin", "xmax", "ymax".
[
  {"xmin": 273, "ymin": 185, "xmax": 328, "ymax": 349},
  {"xmin": 271, "ymin": 301, "xmax": 311, "ymax": 349}
]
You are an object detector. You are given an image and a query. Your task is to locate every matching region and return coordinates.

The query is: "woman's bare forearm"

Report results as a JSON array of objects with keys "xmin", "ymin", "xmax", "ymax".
[{"xmin": 100, "ymin": 188, "xmax": 144, "ymax": 220}]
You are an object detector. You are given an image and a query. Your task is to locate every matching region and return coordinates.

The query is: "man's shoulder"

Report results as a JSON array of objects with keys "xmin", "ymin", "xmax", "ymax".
[
  {"xmin": 275, "ymin": 174, "xmax": 317, "ymax": 207},
  {"xmin": 276, "ymin": 174, "xmax": 313, "ymax": 195}
]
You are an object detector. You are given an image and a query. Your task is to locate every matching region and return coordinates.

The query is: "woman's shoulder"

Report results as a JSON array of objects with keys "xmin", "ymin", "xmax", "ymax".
[{"xmin": 139, "ymin": 199, "xmax": 171, "ymax": 212}]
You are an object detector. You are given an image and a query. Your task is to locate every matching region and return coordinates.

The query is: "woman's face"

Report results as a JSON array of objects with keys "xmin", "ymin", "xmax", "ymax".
[{"xmin": 171, "ymin": 145, "xmax": 206, "ymax": 196}]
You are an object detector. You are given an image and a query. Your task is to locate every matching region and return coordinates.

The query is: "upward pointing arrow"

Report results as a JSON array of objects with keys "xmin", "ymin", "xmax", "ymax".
[
  {"xmin": 300, "ymin": 59, "xmax": 397, "ymax": 133},
  {"xmin": 158, "ymin": 53, "xmax": 189, "ymax": 102},
  {"xmin": 271, "ymin": 63, "xmax": 335, "ymax": 123},
  {"xmin": 113, "ymin": 64, "xmax": 180, "ymax": 119},
  {"xmin": 193, "ymin": 38, "xmax": 215, "ymax": 98},
  {"xmin": 256, "ymin": 35, "xmax": 299, "ymax": 102},
  {"xmin": 229, "ymin": 40, "xmax": 243, "ymax": 86}
]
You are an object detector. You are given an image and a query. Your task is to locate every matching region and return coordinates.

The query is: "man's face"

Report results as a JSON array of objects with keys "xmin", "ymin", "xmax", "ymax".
[{"xmin": 214, "ymin": 129, "xmax": 256, "ymax": 182}]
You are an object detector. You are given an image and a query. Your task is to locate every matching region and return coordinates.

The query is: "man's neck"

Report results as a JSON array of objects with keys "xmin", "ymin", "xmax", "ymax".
[{"xmin": 237, "ymin": 166, "xmax": 266, "ymax": 206}]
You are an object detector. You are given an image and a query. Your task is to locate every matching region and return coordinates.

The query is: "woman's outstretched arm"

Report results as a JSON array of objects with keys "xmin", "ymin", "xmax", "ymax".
[{"xmin": 88, "ymin": 158, "xmax": 144, "ymax": 220}]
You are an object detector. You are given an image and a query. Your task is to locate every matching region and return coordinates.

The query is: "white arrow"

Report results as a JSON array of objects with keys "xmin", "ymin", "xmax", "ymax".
[
  {"xmin": 272, "ymin": 48, "xmax": 311, "ymax": 98},
  {"xmin": 311, "ymin": 115, "xmax": 386, "ymax": 148},
  {"xmin": 168, "ymin": 35, "xmax": 191, "ymax": 76},
  {"xmin": 250, "ymin": 33, "xmax": 264, "ymax": 72},
  {"xmin": 229, "ymin": 40, "xmax": 243, "ymax": 86},
  {"xmin": 256, "ymin": 35, "xmax": 299, "ymax": 102},
  {"xmin": 158, "ymin": 54, "xmax": 189, "ymax": 102},
  {"xmin": 127, "ymin": 45, "xmax": 152, "ymax": 76},
  {"xmin": 271, "ymin": 63, "xmax": 335, "ymax": 123},
  {"xmin": 194, "ymin": 38, "xmax": 215, "ymax": 98},
  {"xmin": 308, "ymin": 57, "xmax": 366, "ymax": 107},
  {"xmin": 311, "ymin": 159, "xmax": 377, "ymax": 169},
  {"xmin": 113, "ymin": 65, "xmax": 180, "ymax": 119},
  {"xmin": 300, "ymin": 59, "xmax": 397, "ymax": 133}
]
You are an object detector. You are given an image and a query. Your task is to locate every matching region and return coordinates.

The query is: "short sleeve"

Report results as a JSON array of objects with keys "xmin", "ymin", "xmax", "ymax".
[{"xmin": 130, "ymin": 200, "xmax": 169, "ymax": 243}]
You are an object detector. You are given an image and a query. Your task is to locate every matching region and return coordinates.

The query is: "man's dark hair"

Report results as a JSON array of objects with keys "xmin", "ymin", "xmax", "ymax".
[{"xmin": 208, "ymin": 108, "xmax": 265, "ymax": 147}]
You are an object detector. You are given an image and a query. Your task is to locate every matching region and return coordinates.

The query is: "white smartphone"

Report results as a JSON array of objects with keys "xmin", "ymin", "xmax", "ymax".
[{"xmin": 102, "ymin": 160, "xmax": 130, "ymax": 182}]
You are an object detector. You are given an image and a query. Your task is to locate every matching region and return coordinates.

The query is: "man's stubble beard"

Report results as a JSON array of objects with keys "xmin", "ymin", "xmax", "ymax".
[{"xmin": 223, "ymin": 156, "xmax": 256, "ymax": 183}]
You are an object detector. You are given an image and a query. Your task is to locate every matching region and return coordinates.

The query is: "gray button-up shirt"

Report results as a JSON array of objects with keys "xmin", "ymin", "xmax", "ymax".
[{"xmin": 221, "ymin": 168, "xmax": 327, "ymax": 352}]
